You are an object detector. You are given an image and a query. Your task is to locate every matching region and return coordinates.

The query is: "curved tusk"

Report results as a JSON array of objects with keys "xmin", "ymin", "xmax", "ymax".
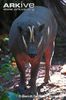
[
  {"xmin": 22, "ymin": 35, "xmax": 27, "ymax": 48},
  {"xmin": 28, "ymin": 26, "xmax": 35, "ymax": 42},
  {"xmin": 48, "ymin": 26, "xmax": 50, "ymax": 36}
]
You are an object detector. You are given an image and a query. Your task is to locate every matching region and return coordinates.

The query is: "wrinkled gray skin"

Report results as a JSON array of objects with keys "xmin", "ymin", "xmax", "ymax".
[{"xmin": 9, "ymin": 6, "xmax": 57, "ymax": 96}]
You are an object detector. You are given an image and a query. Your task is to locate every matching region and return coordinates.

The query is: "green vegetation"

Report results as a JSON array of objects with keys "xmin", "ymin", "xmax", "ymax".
[{"xmin": 0, "ymin": 35, "xmax": 19, "ymax": 100}]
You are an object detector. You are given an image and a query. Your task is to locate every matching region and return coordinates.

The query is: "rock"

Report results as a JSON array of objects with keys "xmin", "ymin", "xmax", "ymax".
[{"xmin": 61, "ymin": 64, "xmax": 66, "ymax": 74}]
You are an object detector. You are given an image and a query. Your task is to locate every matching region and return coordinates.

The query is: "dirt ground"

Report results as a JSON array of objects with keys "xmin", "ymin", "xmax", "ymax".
[
  {"xmin": 36, "ymin": 63, "xmax": 66, "ymax": 100},
  {"xmin": 3, "ymin": 63, "xmax": 66, "ymax": 100},
  {"xmin": 0, "ymin": 52, "xmax": 66, "ymax": 100}
]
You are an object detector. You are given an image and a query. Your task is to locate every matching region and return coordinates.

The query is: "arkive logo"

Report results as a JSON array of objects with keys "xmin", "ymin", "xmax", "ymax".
[{"xmin": 3, "ymin": 2, "xmax": 35, "ymax": 10}]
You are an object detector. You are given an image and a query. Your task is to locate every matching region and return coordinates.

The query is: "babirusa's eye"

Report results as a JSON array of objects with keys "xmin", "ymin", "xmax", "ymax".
[
  {"xmin": 39, "ymin": 24, "xmax": 45, "ymax": 32},
  {"xmin": 18, "ymin": 26, "xmax": 22, "ymax": 34}
]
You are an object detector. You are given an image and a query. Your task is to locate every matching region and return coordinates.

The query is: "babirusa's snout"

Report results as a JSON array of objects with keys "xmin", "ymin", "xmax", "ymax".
[{"xmin": 27, "ymin": 42, "xmax": 37, "ymax": 58}]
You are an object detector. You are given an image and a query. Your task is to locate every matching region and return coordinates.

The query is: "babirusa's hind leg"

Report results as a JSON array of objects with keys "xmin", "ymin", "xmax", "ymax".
[{"xmin": 44, "ymin": 41, "xmax": 55, "ymax": 84}]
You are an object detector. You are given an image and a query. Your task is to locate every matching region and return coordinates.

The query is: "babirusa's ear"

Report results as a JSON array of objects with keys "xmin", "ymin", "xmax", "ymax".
[{"xmin": 39, "ymin": 24, "xmax": 45, "ymax": 32}]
